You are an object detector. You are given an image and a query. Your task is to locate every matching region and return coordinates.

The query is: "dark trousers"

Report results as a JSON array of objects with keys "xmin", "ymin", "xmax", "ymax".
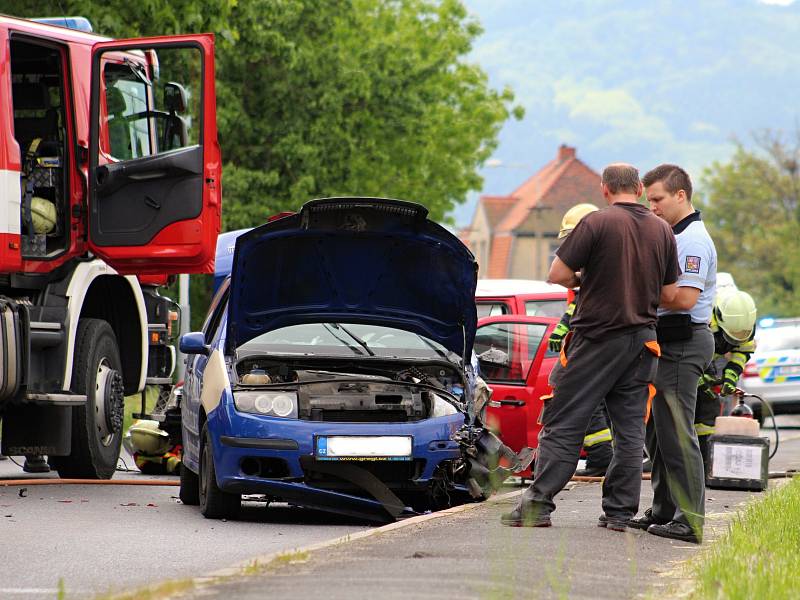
[
  {"xmin": 646, "ymin": 325, "xmax": 713, "ymax": 529},
  {"xmin": 522, "ymin": 327, "xmax": 658, "ymax": 520}
]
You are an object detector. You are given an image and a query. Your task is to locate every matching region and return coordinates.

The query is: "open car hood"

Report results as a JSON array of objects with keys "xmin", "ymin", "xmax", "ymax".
[{"xmin": 226, "ymin": 198, "xmax": 478, "ymax": 357}]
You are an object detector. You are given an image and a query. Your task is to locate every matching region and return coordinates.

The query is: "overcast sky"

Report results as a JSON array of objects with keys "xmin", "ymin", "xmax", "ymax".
[{"xmin": 450, "ymin": 0, "xmax": 800, "ymax": 226}]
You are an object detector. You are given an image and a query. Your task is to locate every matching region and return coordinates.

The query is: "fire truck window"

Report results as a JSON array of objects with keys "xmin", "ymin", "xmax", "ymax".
[
  {"xmin": 104, "ymin": 65, "xmax": 152, "ymax": 160},
  {"xmin": 475, "ymin": 323, "xmax": 547, "ymax": 384},
  {"xmin": 101, "ymin": 47, "xmax": 202, "ymax": 159}
]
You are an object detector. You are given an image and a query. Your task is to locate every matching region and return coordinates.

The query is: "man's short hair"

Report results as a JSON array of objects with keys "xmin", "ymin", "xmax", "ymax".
[
  {"xmin": 642, "ymin": 164, "xmax": 693, "ymax": 201},
  {"xmin": 601, "ymin": 164, "xmax": 641, "ymax": 195}
]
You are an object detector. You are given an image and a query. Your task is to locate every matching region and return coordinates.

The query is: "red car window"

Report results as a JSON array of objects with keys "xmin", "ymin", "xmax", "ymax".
[
  {"xmin": 524, "ymin": 299, "xmax": 568, "ymax": 318},
  {"xmin": 476, "ymin": 302, "xmax": 510, "ymax": 318},
  {"xmin": 475, "ymin": 322, "xmax": 548, "ymax": 383}
]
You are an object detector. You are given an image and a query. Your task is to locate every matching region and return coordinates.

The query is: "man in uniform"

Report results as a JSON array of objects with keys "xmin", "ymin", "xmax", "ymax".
[
  {"xmin": 631, "ymin": 164, "xmax": 717, "ymax": 544},
  {"xmin": 548, "ymin": 203, "xmax": 614, "ymax": 477},
  {"xmin": 501, "ymin": 163, "xmax": 679, "ymax": 530},
  {"xmin": 696, "ymin": 290, "xmax": 757, "ymax": 470}
]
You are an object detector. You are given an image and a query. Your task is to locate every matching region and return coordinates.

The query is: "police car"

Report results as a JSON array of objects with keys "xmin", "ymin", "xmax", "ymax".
[{"xmin": 740, "ymin": 318, "xmax": 800, "ymax": 420}]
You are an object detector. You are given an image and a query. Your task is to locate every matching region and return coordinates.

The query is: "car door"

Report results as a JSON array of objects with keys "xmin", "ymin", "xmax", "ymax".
[
  {"xmin": 88, "ymin": 35, "xmax": 220, "ymax": 275},
  {"xmin": 475, "ymin": 316, "xmax": 556, "ymax": 471}
]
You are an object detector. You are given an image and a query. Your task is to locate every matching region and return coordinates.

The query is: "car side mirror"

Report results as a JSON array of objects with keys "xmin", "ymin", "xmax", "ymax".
[{"xmin": 180, "ymin": 331, "xmax": 209, "ymax": 356}]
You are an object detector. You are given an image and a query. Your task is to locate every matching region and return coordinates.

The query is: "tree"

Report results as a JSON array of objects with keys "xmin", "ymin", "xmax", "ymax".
[
  {"xmin": 699, "ymin": 131, "xmax": 800, "ymax": 317},
  {"xmin": 216, "ymin": 0, "xmax": 521, "ymax": 228},
  {"xmin": 3, "ymin": 1, "xmax": 521, "ymax": 325}
]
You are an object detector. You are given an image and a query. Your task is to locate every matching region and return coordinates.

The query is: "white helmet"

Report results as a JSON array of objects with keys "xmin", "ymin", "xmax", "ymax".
[
  {"xmin": 126, "ymin": 420, "xmax": 170, "ymax": 455},
  {"xmin": 714, "ymin": 290, "xmax": 756, "ymax": 344},
  {"xmin": 558, "ymin": 203, "xmax": 599, "ymax": 239}
]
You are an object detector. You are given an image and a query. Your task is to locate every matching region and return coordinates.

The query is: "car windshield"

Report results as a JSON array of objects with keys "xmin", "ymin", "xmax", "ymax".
[
  {"xmin": 238, "ymin": 323, "xmax": 455, "ymax": 360},
  {"xmin": 756, "ymin": 328, "xmax": 800, "ymax": 352}
]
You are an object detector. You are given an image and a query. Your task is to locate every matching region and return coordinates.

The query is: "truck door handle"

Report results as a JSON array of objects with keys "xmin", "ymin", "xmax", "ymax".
[{"xmin": 498, "ymin": 399, "xmax": 526, "ymax": 407}]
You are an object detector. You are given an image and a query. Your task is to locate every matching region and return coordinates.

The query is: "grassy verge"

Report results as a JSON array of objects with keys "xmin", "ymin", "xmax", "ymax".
[{"xmin": 685, "ymin": 476, "xmax": 800, "ymax": 599}]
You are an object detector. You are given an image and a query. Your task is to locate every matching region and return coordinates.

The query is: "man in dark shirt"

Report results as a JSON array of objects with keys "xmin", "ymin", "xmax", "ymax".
[{"xmin": 501, "ymin": 163, "xmax": 679, "ymax": 530}]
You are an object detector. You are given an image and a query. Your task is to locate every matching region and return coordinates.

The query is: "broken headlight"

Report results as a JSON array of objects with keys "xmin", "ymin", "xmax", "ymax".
[{"xmin": 234, "ymin": 391, "xmax": 298, "ymax": 418}]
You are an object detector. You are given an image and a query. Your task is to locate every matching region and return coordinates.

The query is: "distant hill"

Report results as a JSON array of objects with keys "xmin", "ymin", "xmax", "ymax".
[{"xmin": 451, "ymin": 0, "xmax": 800, "ymax": 226}]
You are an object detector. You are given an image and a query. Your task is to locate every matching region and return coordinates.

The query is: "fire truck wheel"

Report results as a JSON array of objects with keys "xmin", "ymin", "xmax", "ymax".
[
  {"xmin": 179, "ymin": 455, "xmax": 200, "ymax": 505},
  {"xmin": 50, "ymin": 319, "xmax": 124, "ymax": 479},
  {"xmin": 199, "ymin": 423, "xmax": 240, "ymax": 519}
]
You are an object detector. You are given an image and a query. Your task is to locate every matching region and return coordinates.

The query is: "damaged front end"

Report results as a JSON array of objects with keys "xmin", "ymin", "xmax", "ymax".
[{"xmin": 228, "ymin": 353, "xmax": 533, "ymax": 522}]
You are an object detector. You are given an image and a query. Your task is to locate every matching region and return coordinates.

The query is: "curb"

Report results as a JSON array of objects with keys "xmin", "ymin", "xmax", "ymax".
[{"xmin": 196, "ymin": 487, "xmax": 526, "ymax": 583}]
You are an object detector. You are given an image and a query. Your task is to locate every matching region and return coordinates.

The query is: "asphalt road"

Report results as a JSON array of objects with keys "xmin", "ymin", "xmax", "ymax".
[
  {"xmin": 0, "ymin": 453, "xmax": 374, "ymax": 600},
  {"xmin": 1, "ymin": 416, "xmax": 797, "ymax": 600}
]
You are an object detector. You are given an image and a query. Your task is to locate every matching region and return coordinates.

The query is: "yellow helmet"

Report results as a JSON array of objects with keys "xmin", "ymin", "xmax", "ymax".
[
  {"xmin": 714, "ymin": 290, "xmax": 757, "ymax": 344},
  {"xmin": 558, "ymin": 203, "xmax": 599, "ymax": 239},
  {"xmin": 128, "ymin": 420, "xmax": 170, "ymax": 456}
]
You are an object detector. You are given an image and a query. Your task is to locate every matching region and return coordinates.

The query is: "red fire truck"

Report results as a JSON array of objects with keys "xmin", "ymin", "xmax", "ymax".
[{"xmin": 0, "ymin": 15, "xmax": 221, "ymax": 478}]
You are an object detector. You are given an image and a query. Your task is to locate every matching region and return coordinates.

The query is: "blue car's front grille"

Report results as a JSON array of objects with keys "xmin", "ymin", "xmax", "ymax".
[
  {"xmin": 310, "ymin": 410, "xmax": 410, "ymax": 423},
  {"xmin": 301, "ymin": 457, "xmax": 426, "ymax": 490}
]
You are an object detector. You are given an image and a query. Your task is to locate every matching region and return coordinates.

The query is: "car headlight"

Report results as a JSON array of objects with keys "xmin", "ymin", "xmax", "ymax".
[{"xmin": 234, "ymin": 391, "xmax": 298, "ymax": 418}]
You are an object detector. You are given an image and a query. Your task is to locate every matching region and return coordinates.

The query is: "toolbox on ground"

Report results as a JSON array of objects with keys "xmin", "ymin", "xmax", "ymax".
[{"xmin": 706, "ymin": 434, "xmax": 769, "ymax": 492}]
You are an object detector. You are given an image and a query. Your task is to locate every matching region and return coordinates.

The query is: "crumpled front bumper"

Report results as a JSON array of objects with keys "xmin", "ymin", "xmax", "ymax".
[{"xmin": 207, "ymin": 402, "xmax": 467, "ymax": 522}]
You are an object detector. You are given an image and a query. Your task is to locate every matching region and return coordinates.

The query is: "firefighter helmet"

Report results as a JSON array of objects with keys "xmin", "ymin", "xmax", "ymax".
[
  {"xmin": 31, "ymin": 197, "xmax": 57, "ymax": 234},
  {"xmin": 714, "ymin": 290, "xmax": 757, "ymax": 344},
  {"xmin": 558, "ymin": 203, "xmax": 599, "ymax": 239},
  {"xmin": 128, "ymin": 420, "xmax": 170, "ymax": 455}
]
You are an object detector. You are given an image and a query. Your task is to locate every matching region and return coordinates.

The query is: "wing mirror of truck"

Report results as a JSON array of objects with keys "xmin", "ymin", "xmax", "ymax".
[
  {"xmin": 164, "ymin": 82, "xmax": 187, "ymax": 114},
  {"xmin": 180, "ymin": 331, "xmax": 210, "ymax": 356}
]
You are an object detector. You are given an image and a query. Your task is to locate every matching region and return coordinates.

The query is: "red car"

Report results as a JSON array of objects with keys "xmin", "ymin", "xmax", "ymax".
[
  {"xmin": 475, "ymin": 314, "xmax": 563, "ymax": 478},
  {"xmin": 476, "ymin": 279, "xmax": 568, "ymax": 319}
]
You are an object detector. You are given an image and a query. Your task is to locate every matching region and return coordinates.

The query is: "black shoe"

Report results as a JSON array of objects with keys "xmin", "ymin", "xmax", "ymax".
[
  {"xmin": 575, "ymin": 466, "xmax": 607, "ymax": 477},
  {"xmin": 642, "ymin": 459, "xmax": 653, "ymax": 473},
  {"xmin": 22, "ymin": 455, "xmax": 50, "ymax": 474},
  {"xmin": 628, "ymin": 508, "xmax": 668, "ymax": 531},
  {"xmin": 598, "ymin": 514, "xmax": 628, "ymax": 532},
  {"xmin": 500, "ymin": 504, "xmax": 552, "ymax": 527},
  {"xmin": 647, "ymin": 520, "xmax": 702, "ymax": 544}
]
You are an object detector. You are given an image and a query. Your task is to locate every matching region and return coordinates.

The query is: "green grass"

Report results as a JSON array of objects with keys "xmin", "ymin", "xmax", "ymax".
[{"xmin": 685, "ymin": 476, "xmax": 800, "ymax": 599}]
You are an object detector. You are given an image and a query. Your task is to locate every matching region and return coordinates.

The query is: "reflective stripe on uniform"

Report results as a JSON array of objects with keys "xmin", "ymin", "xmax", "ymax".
[
  {"xmin": 695, "ymin": 423, "xmax": 715, "ymax": 437},
  {"xmin": 584, "ymin": 428, "xmax": 612, "ymax": 447}
]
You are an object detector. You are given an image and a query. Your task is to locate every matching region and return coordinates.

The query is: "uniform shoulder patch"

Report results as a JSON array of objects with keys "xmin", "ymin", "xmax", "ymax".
[{"xmin": 685, "ymin": 255, "xmax": 701, "ymax": 274}]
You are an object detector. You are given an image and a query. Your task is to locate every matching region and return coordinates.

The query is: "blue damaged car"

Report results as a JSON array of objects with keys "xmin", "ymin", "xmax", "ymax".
[{"xmin": 178, "ymin": 198, "xmax": 510, "ymax": 522}]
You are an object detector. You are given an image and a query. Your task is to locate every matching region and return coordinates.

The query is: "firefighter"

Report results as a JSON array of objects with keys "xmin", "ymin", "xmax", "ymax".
[
  {"xmin": 695, "ymin": 290, "xmax": 757, "ymax": 470},
  {"xmin": 125, "ymin": 420, "xmax": 182, "ymax": 475},
  {"xmin": 548, "ymin": 203, "xmax": 614, "ymax": 477}
]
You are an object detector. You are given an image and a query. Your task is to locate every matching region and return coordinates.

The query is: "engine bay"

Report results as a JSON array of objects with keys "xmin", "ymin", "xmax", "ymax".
[{"xmin": 233, "ymin": 357, "xmax": 465, "ymax": 422}]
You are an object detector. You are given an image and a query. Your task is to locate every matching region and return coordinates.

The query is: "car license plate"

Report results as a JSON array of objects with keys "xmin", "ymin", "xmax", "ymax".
[
  {"xmin": 316, "ymin": 436, "xmax": 412, "ymax": 461},
  {"xmin": 778, "ymin": 365, "xmax": 800, "ymax": 376}
]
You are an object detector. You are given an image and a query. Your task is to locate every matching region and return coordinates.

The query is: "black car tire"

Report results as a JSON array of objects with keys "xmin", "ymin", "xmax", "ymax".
[
  {"xmin": 199, "ymin": 423, "xmax": 240, "ymax": 519},
  {"xmin": 179, "ymin": 458, "xmax": 200, "ymax": 506},
  {"xmin": 50, "ymin": 319, "xmax": 124, "ymax": 479}
]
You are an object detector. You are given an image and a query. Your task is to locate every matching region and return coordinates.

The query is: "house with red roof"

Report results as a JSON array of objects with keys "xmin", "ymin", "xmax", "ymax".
[{"xmin": 462, "ymin": 145, "xmax": 603, "ymax": 279}]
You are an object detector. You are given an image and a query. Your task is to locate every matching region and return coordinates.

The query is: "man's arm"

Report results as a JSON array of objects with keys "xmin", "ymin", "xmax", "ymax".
[
  {"xmin": 548, "ymin": 256, "xmax": 580, "ymax": 289},
  {"xmin": 660, "ymin": 282, "xmax": 678, "ymax": 305},
  {"xmin": 660, "ymin": 285, "xmax": 700, "ymax": 311}
]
